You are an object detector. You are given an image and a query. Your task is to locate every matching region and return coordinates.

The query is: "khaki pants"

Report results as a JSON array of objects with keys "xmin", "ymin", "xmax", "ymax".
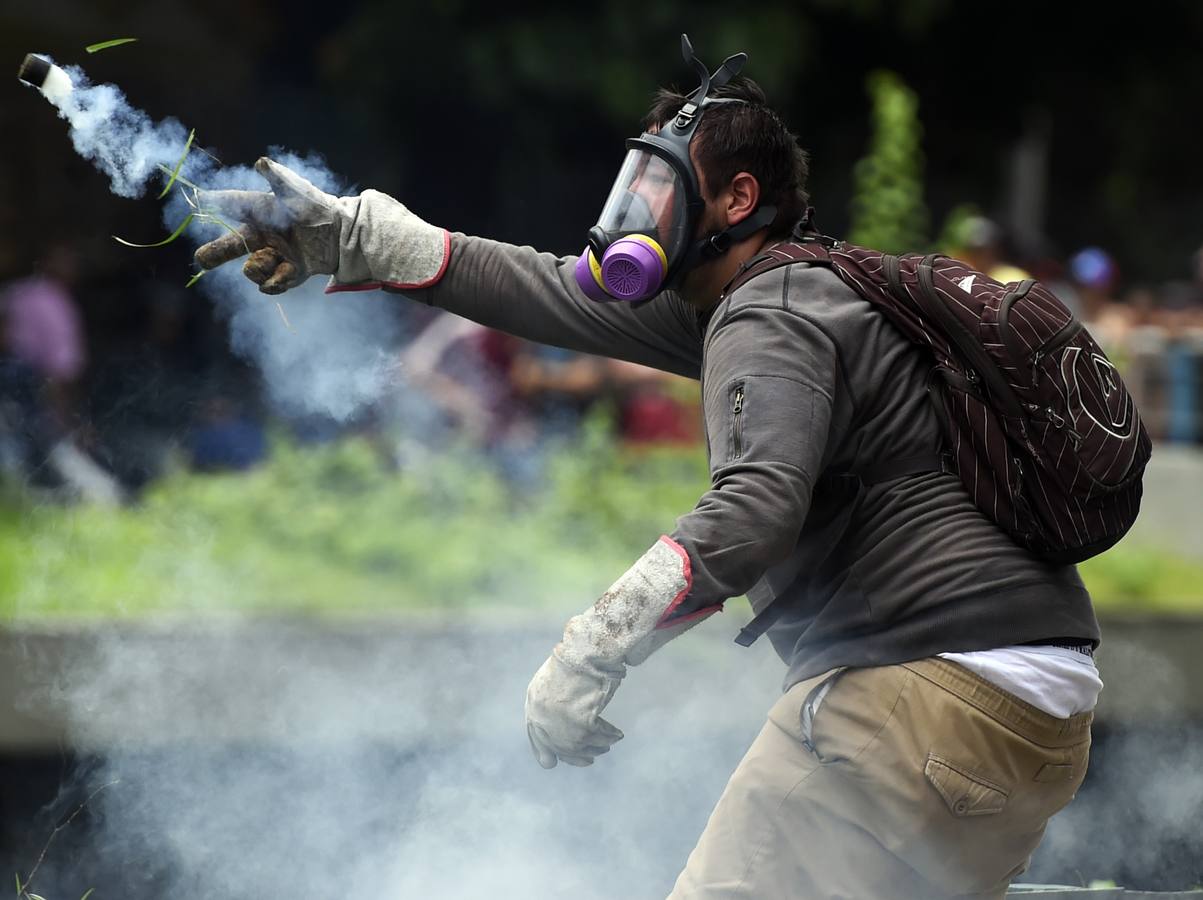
[{"xmin": 669, "ymin": 657, "xmax": 1091, "ymax": 900}]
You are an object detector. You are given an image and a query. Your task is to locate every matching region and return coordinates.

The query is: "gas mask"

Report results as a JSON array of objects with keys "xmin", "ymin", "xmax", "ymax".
[{"xmin": 574, "ymin": 35, "xmax": 778, "ymax": 304}]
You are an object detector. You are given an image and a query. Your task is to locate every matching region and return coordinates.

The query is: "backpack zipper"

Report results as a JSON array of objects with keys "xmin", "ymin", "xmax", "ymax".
[
  {"xmin": 1029, "ymin": 319, "xmax": 1085, "ymax": 387},
  {"xmin": 1039, "ymin": 318, "xmax": 1084, "ymax": 357},
  {"xmin": 1024, "ymin": 401, "xmax": 1083, "ymax": 447}
]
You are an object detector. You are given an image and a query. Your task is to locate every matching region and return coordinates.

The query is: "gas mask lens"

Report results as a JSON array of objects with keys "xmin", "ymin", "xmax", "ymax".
[{"xmin": 575, "ymin": 150, "xmax": 689, "ymax": 302}]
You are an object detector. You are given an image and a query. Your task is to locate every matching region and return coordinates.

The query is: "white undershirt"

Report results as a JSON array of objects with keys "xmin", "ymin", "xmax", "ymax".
[{"xmin": 939, "ymin": 645, "xmax": 1103, "ymax": 718}]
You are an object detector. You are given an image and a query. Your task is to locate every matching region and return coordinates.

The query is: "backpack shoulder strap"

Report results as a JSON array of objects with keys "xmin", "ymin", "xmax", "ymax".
[
  {"xmin": 721, "ymin": 228, "xmax": 956, "ymax": 649},
  {"xmin": 719, "ymin": 239, "xmax": 832, "ymax": 301},
  {"xmin": 719, "ymin": 210, "xmax": 844, "ymax": 301}
]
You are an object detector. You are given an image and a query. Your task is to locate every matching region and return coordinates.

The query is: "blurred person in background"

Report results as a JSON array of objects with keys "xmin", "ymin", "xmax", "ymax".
[
  {"xmin": 86, "ymin": 280, "xmax": 216, "ymax": 493},
  {"xmin": 508, "ymin": 343, "xmax": 608, "ymax": 439},
  {"xmin": 387, "ymin": 313, "xmax": 546, "ymax": 481},
  {"xmin": 389, "ymin": 313, "xmax": 685, "ymax": 481},
  {"xmin": 1150, "ymin": 247, "xmax": 1203, "ymax": 444},
  {"xmin": 1194, "ymin": 244, "xmax": 1203, "ymax": 315},
  {"xmin": 193, "ymin": 38, "xmax": 1114, "ymax": 900},
  {"xmin": 511, "ymin": 347, "xmax": 700, "ymax": 448},
  {"xmin": 948, "ymin": 214, "xmax": 1031, "ymax": 284},
  {"xmin": 1069, "ymin": 246, "xmax": 1129, "ymax": 351},
  {"xmin": 187, "ymin": 390, "xmax": 267, "ymax": 473},
  {"xmin": 1166, "ymin": 243, "xmax": 1203, "ymax": 330},
  {"xmin": 604, "ymin": 359, "xmax": 701, "ymax": 446},
  {"xmin": 0, "ymin": 243, "xmax": 122, "ymax": 504}
]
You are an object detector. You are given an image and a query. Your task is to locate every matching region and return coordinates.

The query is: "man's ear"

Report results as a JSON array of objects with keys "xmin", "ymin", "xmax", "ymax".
[{"xmin": 726, "ymin": 172, "xmax": 761, "ymax": 226}]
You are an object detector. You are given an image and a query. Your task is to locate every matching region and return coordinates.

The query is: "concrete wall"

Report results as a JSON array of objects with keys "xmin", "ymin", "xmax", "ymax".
[
  {"xmin": 1124, "ymin": 445, "xmax": 1203, "ymax": 559},
  {"xmin": 3, "ymin": 613, "xmax": 1199, "ymax": 753}
]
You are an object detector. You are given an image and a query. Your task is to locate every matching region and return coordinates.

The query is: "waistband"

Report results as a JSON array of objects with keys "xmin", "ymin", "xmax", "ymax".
[
  {"xmin": 1022, "ymin": 637, "xmax": 1096, "ymax": 657},
  {"xmin": 902, "ymin": 657, "xmax": 1093, "ymax": 748}
]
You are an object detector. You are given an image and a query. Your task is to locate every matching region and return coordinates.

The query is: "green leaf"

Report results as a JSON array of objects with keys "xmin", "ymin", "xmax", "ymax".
[
  {"xmin": 158, "ymin": 128, "xmax": 196, "ymax": 200},
  {"xmin": 185, "ymin": 269, "xmax": 207, "ymax": 288},
  {"xmin": 85, "ymin": 38, "xmax": 138, "ymax": 53},
  {"xmin": 28, "ymin": 893, "xmax": 47, "ymax": 900},
  {"xmin": 113, "ymin": 213, "xmax": 194, "ymax": 248},
  {"xmin": 15, "ymin": 873, "xmax": 22, "ymax": 895},
  {"xmin": 80, "ymin": 889, "xmax": 95, "ymax": 900}
]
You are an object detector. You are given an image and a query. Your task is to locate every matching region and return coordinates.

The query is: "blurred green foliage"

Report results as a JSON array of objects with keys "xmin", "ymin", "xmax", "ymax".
[
  {"xmin": 934, "ymin": 202, "xmax": 984, "ymax": 255},
  {"xmin": 847, "ymin": 70, "xmax": 930, "ymax": 253},
  {"xmin": 1077, "ymin": 542, "xmax": 1203, "ymax": 611},
  {"xmin": 0, "ymin": 420, "xmax": 707, "ymax": 621},
  {"xmin": 1, "ymin": 427, "xmax": 1199, "ymax": 622}
]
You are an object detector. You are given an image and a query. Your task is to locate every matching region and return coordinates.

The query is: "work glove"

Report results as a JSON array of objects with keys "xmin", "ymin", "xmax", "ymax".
[
  {"xmin": 192, "ymin": 157, "xmax": 449, "ymax": 295},
  {"xmin": 524, "ymin": 536, "xmax": 721, "ymax": 769}
]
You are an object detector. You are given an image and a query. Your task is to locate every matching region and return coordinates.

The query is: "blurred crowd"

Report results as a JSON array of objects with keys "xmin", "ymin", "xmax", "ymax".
[
  {"xmin": 0, "ymin": 242, "xmax": 701, "ymax": 504},
  {"xmin": 948, "ymin": 217, "xmax": 1203, "ymax": 445},
  {"xmin": 1, "ymin": 221, "xmax": 1201, "ymax": 506}
]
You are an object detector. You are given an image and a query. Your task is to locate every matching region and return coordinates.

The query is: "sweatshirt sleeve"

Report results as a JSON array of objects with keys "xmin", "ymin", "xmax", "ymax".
[
  {"xmin": 410, "ymin": 234, "xmax": 704, "ymax": 378},
  {"xmin": 669, "ymin": 281, "xmax": 841, "ymax": 613}
]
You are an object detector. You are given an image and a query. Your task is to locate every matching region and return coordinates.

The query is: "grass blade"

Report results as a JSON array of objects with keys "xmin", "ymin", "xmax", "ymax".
[
  {"xmin": 85, "ymin": 38, "xmax": 138, "ymax": 53},
  {"xmin": 80, "ymin": 889, "xmax": 95, "ymax": 900},
  {"xmin": 156, "ymin": 164, "xmax": 203, "ymax": 193},
  {"xmin": 195, "ymin": 144, "xmax": 222, "ymax": 165},
  {"xmin": 185, "ymin": 269, "xmax": 207, "ymax": 288},
  {"xmin": 19, "ymin": 780, "xmax": 118, "ymax": 900},
  {"xmin": 195, "ymin": 212, "xmax": 251, "ymax": 256},
  {"xmin": 113, "ymin": 213, "xmax": 194, "ymax": 248},
  {"xmin": 15, "ymin": 872, "xmax": 22, "ymax": 895},
  {"xmin": 158, "ymin": 128, "xmax": 195, "ymax": 200}
]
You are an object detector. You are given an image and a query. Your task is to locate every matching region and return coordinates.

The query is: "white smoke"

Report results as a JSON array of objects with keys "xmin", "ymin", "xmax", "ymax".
[
  {"xmin": 51, "ymin": 69, "xmax": 183, "ymax": 199},
  {"xmin": 33, "ymin": 58, "xmax": 402, "ymax": 421},
  {"xmin": 1025, "ymin": 638, "xmax": 1203, "ymax": 890},
  {"xmin": 17, "ymin": 617, "xmax": 784, "ymax": 899}
]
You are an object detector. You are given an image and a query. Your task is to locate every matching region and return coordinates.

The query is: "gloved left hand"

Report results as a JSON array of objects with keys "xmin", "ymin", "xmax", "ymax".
[{"xmin": 524, "ymin": 536, "xmax": 721, "ymax": 769}]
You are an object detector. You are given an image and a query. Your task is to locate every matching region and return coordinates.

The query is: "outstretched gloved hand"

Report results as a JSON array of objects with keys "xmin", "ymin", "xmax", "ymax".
[
  {"xmin": 524, "ymin": 536, "xmax": 721, "ymax": 768},
  {"xmin": 193, "ymin": 157, "xmax": 449, "ymax": 294}
]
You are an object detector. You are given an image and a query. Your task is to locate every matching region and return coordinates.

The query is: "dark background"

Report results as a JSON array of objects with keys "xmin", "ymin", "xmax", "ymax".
[{"xmin": 4, "ymin": 0, "xmax": 1203, "ymax": 304}]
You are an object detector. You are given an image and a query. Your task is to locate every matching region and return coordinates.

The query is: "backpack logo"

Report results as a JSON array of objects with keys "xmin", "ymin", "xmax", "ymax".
[
  {"xmin": 1094, "ymin": 354, "xmax": 1119, "ymax": 398},
  {"xmin": 957, "ymin": 275, "xmax": 977, "ymax": 293},
  {"xmin": 1062, "ymin": 346, "xmax": 1133, "ymax": 437}
]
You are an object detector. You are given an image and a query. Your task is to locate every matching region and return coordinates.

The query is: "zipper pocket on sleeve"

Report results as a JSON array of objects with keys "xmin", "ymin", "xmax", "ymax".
[{"xmin": 730, "ymin": 383, "xmax": 745, "ymax": 460}]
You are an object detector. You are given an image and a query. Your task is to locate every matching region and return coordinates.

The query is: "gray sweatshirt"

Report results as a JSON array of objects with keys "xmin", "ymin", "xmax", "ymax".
[{"xmin": 419, "ymin": 235, "xmax": 1099, "ymax": 688}]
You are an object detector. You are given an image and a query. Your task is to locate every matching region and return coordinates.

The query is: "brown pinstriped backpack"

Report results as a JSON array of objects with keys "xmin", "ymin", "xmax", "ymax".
[{"xmin": 725, "ymin": 220, "xmax": 1151, "ymax": 566}]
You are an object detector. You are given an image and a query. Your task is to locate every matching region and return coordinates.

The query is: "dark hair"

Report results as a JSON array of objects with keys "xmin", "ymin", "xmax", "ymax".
[{"xmin": 643, "ymin": 77, "xmax": 810, "ymax": 236}]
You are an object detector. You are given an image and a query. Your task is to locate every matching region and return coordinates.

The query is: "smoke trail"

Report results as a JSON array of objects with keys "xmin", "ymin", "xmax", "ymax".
[{"xmin": 28, "ymin": 58, "xmax": 402, "ymax": 421}]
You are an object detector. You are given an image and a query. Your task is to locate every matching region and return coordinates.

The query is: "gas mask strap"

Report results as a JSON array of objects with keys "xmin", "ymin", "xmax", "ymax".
[
  {"xmin": 709, "ymin": 52, "xmax": 748, "ymax": 91},
  {"xmin": 681, "ymin": 34, "xmax": 747, "ymax": 99},
  {"xmin": 697, "ymin": 204, "xmax": 779, "ymax": 261},
  {"xmin": 674, "ymin": 36, "xmax": 748, "ymax": 134}
]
